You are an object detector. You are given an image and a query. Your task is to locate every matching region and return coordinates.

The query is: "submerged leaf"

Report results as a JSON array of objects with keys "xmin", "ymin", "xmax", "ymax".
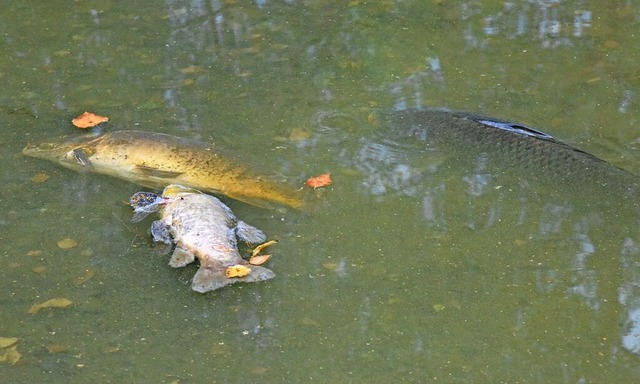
[
  {"xmin": 0, "ymin": 337, "xmax": 18, "ymax": 348},
  {"xmin": 0, "ymin": 346, "xmax": 21, "ymax": 365},
  {"xmin": 30, "ymin": 172, "xmax": 50, "ymax": 183},
  {"xmin": 29, "ymin": 297, "xmax": 73, "ymax": 314},
  {"xmin": 75, "ymin": 268, "xmax": 97, "ymax": 285},
  {"xmin": 46, "ymin": 344, "xmax": 69, "ymax": 354},
  {"xmin": 57, "ymin": 238, "xmax": 78, "ymax": 249},
  {"xmin": 288, "ymin": 127, "xmax": 311, "ymax": 142}
]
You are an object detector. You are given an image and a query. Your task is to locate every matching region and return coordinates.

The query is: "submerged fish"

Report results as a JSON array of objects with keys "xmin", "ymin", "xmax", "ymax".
[
  {"xmin": 130, "ymin": 184, "xmax": 275, "ymax": 293},
  {"xmin": 377, "ymin": 109, "xmax": 640, "ymax": 198},
  {"xmin": 23, "ymin": 130, "xmax": 304, "ymax": 210}
]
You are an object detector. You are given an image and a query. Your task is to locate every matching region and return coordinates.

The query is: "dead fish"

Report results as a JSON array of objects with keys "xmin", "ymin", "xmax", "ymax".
[
  {"xmin": 23, "ymin": 130, "xmax": 304, "ymax": 210},
  {"xmin": 130, "ymin": 184, "xmax": 275, "ymax": 293}
]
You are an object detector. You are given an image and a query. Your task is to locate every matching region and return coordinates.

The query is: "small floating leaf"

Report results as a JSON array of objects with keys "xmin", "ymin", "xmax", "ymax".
[
  {"xmin": 306, "ymin": 173, "xmax": 332, "ymax": 188},
  {"xmin": 29, "ymin": 297, "xmax": 73, "ymax": 314},
  {"xmin": 251, "ymin": 240, "xmax": 277, "ymax": 257},
  {"xmin": 225, "ymin": 265, "xmax": 251, "ymax": 278},
  {"xmin": 57, "ymin": 238, "xmax": 78, "ymax": 249},
  {"xmin": 72, "ymin": 111, "xmax": 109, "ymax": 128},
  {"xmin": 0, "ymin": 337, "xmax": 18, "ymax": 348},
  {"xmin": 248, "ymin": 254, "xmax": 271, "ymax": 266}
]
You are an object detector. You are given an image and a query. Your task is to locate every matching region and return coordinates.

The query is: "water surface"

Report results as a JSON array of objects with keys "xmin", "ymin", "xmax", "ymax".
[{"xmin": 2, "ymin": 0, "xmax": 640, "ymax": 382}]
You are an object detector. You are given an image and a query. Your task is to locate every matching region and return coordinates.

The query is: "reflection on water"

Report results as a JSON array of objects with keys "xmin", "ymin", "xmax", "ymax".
[
  {"xmin": 308, "ymin": 108, "xmax": 640, "ymax": 364},
  {"xmin": 2, "ymin": 0, "xmax": 640, "ymax": 382}
]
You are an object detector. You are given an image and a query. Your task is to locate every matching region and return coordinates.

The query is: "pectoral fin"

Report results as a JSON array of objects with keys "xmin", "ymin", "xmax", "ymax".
[
  {"xmin": 72, "ymin": 148, "xmax": 94, "ymax": 168},
  {"xmin": 235, "ymin": 221, "xmax": 267, "ymax": 244},
  {"xmin": 132, "ymin": 165, "xmax": 184, "ymax": 179},
  {"xmin": 169, "ymin": 247, "xmax": 195, "ymax": 268}
]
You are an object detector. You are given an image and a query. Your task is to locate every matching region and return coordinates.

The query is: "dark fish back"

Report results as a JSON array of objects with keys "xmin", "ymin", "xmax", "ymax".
[{"xmin": 384, "ymin": 109, "xmax": 640, "ymax": 197}]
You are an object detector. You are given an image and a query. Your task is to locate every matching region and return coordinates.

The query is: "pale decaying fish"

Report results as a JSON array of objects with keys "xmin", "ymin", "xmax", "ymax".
[
  {"xmin": 23, "ymin": 130, "xmax": 304, "ymax": 210},
  {"xmin": 130, "ymin": 184, "xmax": 275, "ymax": 293}
]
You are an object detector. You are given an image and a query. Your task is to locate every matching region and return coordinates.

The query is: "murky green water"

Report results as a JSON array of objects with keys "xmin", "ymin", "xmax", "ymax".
[{"xmin": 3, "ymin": 0, "xmax": 640, "ymax": 382}]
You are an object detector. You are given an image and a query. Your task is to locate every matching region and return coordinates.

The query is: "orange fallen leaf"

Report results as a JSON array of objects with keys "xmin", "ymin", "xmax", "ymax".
[
  {"xmin": 306, "ymin": 173, "xmax": 332, "ymax": 188},
  {"xmin": 72, "ymin": 111, "xmax": 109, "ymax": 129},
  {"xmin": 225, "ymin": 265, "xmax": 251, "ymax": 278},
  {"xmin": 249, "ymin": 254, "xmax": 271, "ymax": 266}
]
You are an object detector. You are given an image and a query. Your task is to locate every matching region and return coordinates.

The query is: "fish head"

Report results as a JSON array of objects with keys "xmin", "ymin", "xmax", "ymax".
[{"xmin": 23, "ymin": 133, "xmax": 104, "ymax": 172}]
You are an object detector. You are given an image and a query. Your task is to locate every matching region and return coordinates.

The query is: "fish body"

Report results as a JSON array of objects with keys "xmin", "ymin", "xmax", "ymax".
[
  {"xmin": 132, "ymin": 184, "xmax": 275, "ymax": 293},
  {"xmin": 382, "ymin": 109, "xmax": 640, "ymax": 197},
  {"xmin": 23, "ymin": 130, "xmax": 303, "ymax": 210}
]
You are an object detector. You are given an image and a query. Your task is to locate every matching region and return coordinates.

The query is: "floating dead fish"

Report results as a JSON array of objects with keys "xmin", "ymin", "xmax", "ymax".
[{"xmin": 130, "ymin": 184, "xmax": 275, "ymax": 293}]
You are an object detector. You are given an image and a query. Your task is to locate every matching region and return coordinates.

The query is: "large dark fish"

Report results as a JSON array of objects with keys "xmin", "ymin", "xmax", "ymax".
[{"xmin": 376, "ymin": 109, "xmax": 640, "ymax": 199}]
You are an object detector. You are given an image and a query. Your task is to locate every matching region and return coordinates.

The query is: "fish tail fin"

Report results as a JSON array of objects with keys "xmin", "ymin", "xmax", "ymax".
[{"xmin": 191, "ymin": 265, "xmax": 275, "ymax": 293}]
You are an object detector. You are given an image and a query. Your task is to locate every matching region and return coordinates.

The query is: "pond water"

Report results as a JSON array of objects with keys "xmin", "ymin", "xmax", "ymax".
[{"xmin": 2, "ymin": 0, "xmax": 640, "ymax": 382}]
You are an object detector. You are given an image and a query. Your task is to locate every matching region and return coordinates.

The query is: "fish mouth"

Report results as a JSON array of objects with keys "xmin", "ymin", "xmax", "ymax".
[{"xmin": 22, "ymin": 132, "xmax": 103, "ymax": 159}]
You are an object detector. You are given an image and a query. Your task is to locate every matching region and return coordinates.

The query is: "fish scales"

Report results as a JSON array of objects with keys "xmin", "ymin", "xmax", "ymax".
[{"xmin": 385, "ymin": 109, "xmax": 639, "ymax": 193}]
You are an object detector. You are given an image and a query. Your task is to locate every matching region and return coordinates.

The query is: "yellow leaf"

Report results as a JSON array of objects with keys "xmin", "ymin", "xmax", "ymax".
[
  {"xmin": 225, "ymin": 265, "xmax": 251, "ymax": 278},
  {"xmin": 251, "ymin": 240, "xmax": 277, "ymax": 257}
]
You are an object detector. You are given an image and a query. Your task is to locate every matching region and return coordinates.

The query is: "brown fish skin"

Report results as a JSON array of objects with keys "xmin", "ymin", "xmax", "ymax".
[
  {"xmin": 23, "ymin": 130, "xmax": 304, "ymax": 210},
  {"xmin": 149, "ymin": 184, "xmax": 275, "ymax": 292}
]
